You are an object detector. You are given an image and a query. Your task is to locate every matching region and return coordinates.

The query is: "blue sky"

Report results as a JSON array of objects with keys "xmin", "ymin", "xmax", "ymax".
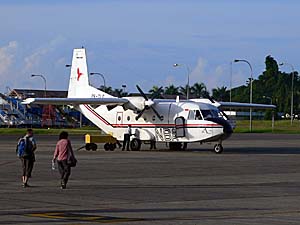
[{"xmin": 0, "ymin": 0, "xmax": 299, "ymax": 93}]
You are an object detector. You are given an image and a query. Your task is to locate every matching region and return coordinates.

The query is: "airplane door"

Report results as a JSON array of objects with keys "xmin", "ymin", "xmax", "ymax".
[
  {"xmin": 116, "ymin": 112, "xmax": 123, "ymax": 125},
  {"xmin": 175, "ymin": 116, "xmax": 185, "ymax": 137}
]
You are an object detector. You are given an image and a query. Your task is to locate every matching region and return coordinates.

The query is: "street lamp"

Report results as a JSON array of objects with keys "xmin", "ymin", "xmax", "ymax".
[
  {"xmin": 90, "ymin": 72, "xmax": 106, "ymax": 88},
  {"xmin": 31, "ymin": 74, "xmax": 47, "ymax": 97},
  {"xmin": 263, "ymin": 95, "xmax": 275, "ymax": 132},
  {"xmin": 173, "ymin": 63, "xmax": 191, "ymax": 100},
  {"xmin": 234, "ymin": 59, "xmax": 253, "ymax": 132},
  {"xmin": 230, "ymin": 61, "xmax": 233, "ymax": 102},
  {"xmin": 279, "ymin": 62, "xmax": 295, "ymax": 125}
]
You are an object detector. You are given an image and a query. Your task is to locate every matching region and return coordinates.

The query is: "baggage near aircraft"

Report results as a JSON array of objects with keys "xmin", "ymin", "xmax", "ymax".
[{"xmin": 23, "ymin": 48, "xmax": 276, "ymax": 153}]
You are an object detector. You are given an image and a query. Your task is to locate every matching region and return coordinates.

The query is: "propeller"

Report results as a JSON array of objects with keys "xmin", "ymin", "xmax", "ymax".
[{"xmin": 135, "ymin": 85, "xmax": 163, "ymax": 121}]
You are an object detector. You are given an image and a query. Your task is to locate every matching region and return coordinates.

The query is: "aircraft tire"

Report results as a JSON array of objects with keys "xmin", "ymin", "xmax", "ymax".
[
  {"xmin": 130, "ymin": 138, "xmax": 141, "ymax": 151},
  {"xmin": 169, "ymin": 142, "xmax": 182, "ymax": 151},
  {"xmin": 214, "ymin": 144, "xmax": 223, "ymax": 154}
]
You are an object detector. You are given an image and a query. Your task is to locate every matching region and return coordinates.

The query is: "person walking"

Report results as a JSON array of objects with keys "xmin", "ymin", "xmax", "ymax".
[
  {"xmin": 18, "ymin": 128, "xmax": 37, "ymax": 188},
  {"xmin": 52, "ymin": 131, "xmax": 76, "ymax": 189},
  {"xmin": 122, "ymin": 125, "xmax": 132, "ymax": 151}
]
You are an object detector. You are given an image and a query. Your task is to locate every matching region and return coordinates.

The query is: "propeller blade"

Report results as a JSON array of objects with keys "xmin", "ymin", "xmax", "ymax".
[
  {"xmin": 150, "ymin": 86, "xmax": 164, "ymax": 100},
  {"xmin": 151, "ymin": 106, "xmax": 163, "ymax": 121},
  {"xmin": 136, "ymin": 85, "xmax": 148, "ymax": 100},
  {"xmin": 135, "ymin": 107, "xmax": 147, "ymax": 120}
]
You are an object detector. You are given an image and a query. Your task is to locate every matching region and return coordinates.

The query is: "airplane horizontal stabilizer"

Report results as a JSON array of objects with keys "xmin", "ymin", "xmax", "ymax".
[
  {"xmin": 22, "ymin": 97, "xmax": 128, "ymax": 106},
  {"xmin": 219, "ymin": 102, "xmax": 276, "ymax": 109}
]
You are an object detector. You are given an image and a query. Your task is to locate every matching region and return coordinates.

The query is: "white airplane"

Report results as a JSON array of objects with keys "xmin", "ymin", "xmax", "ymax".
[{"xmin": 23, "ymin": 48, "xmax": 276, "ymax": 153}]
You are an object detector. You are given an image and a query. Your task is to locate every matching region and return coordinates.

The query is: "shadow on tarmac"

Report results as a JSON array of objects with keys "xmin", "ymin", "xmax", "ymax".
[{"xmin": 189, "ymin": 147, "xmax": 300, "ymax": 154}]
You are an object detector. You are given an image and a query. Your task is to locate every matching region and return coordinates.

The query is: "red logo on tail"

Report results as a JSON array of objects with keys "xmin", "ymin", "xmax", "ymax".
[{"xmin": 77, "ymin": 68, "xmax": 83, "ymax": 81}]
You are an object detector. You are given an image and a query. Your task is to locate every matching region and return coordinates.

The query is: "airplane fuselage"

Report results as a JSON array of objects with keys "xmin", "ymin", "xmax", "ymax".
[{"xmin": 77, "ymin": 99, "xmax": 232, "ymax": 144}]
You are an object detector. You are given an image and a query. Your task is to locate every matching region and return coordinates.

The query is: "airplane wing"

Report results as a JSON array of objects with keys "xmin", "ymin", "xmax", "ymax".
[
  {"xmin": 219, "ymin": 101, "xmax": 276, "ymax": 109},
  {"xmin": 22, "ymin": 97, "xmax": 129, "ymax": 106}
]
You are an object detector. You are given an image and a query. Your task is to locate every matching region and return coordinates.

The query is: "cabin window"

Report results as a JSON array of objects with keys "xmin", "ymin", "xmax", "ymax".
[
  {"xmin": 118, "ymin": 116, "xmax": 121, "ymax": 121},
  {"xmin": 144, "ymin": 117, "xmax": 147, "ymax": 121},
  {"xmin": 127, "ymin": 116, "xmax": 130, "ymax": 121},
  {"xmin": 188, "ymin": 110, "xmax": 195, "ymax": 120},
  {"xmin": 152, "ymin": 115, "xmax": 156, "ymax": 121}
]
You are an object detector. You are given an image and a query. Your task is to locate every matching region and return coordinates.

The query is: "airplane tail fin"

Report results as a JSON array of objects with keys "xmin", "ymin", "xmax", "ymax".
[{"xmin": 68, "ymin": 48, "xmax": 113, "ymax": 98}]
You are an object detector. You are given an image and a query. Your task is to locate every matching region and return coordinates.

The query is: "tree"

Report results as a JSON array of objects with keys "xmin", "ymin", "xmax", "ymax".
[
  {"xmin": 149, "ymin": 85, "xmax": 164, "ymax": 99},
  {"xmin": 164, "ymin": 85, "xmax": 179, "ymax": 95},
  {"xmin": 99, "ymin": 86, "xmax": 113, "ymax": 95},
  {"xmin": 113, "ymin": 88, "xmax": 127, "ymax": 97},
  {"xmin": 191, "ymin": 82, "xmax": 209, "ymax": 98},
  {"xmin": 212, "ymin": 86, "xmax": 229, "ymax": 101}
]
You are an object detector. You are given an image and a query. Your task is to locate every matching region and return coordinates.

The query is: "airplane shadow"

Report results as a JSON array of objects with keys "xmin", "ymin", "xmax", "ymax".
[{"xmin": 188, "ymin": 147, "xmax": 300, "ymax": 154}]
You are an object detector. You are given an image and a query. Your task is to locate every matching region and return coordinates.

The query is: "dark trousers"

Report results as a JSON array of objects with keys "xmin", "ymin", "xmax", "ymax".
[
  {"xmin": 57, "ymin": 160, "xmax": 71, "ymax": 184},
  {"xmin": 122, "ymin": 134, "xmax": 130, "ymax": 150},
  {"xmin": 21, "ymin": 156, "xmax": 34, "ymax": 177}
]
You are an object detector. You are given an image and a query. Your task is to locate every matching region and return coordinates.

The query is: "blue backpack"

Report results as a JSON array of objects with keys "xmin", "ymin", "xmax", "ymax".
[{"xmin": 16, "ymin": 138, "xmax": 27, "ymax": 157}]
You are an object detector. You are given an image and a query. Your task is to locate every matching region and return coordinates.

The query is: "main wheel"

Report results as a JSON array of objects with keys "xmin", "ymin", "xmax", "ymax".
[
  {"xmin": 130, "ymin": 138, "xmax": 141, "ymax": 151},
  {"xmin": 169, "ymin": 142, "xmax": 182, "ymax": 151},
  {"xmin": 214, "ymin": 144, "xmax": 223, "ymax": 154}
]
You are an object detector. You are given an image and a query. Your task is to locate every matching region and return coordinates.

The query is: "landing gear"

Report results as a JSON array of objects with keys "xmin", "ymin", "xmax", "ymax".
[
  {"xmin": 86, "ymin": 143, "xmax": 98, "ymax": 151},
  {"xmin": 214, "ymin": 144, "xmax": 223, "ymax": 154},
  {"xmin": 130, "ymin": 138, "xmax": 141, "ymax": 151},
  {"xmin": 168, "ymin": 142, "xmax": 188, "ymax": 151}
]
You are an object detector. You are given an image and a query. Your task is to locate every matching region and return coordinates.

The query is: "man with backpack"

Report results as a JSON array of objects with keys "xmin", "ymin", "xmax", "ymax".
[{"xmin": 17, "ymin": 129, "xmax": 37, "ymax": 187}]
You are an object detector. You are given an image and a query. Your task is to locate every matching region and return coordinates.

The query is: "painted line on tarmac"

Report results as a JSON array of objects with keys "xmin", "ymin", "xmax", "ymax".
[{"xmin": 26, "ymin": 212, "xmax": 144, "ymax": 223}]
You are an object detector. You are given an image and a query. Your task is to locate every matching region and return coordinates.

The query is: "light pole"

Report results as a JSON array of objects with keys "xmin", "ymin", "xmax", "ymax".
[
  {"xmin": 31, "ymin": 74, "xmax": 47, "ymax": 97},
  {"xmin": 279, "ymin": 62, "xmax": 295, "ymax": 125},
  {"xmin": 173, "ymin": 63, "xmax": 191, "ymax": 100},
  {"xmin": 230, "ymin": 61, "xmax": 233, "ymax": 103},
  {"xmin": 263, "ymin": 95, "xmax": 275, "ymax": 132},
  {"xmin": 234, "ymin": 59, "xmax": 253, "ymax": 132},
  {"xmin": 90, "ymin": 72, "xmax": 106, "ymax": 89}
]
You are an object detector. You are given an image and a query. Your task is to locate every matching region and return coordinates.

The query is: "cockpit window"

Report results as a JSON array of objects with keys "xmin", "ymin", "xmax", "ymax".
[
  {"xmin": 201, "ymin": 109, "xmax": 222, "ymax": 119},
  {"xmin": 195, "ymin": 110, "xmax": 202, "ymax": 120}
]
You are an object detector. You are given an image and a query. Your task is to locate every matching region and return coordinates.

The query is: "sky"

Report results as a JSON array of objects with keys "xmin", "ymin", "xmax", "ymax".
[{"xmin": 0, "ymin": 0, "xmax": 299, "ymax": 94}]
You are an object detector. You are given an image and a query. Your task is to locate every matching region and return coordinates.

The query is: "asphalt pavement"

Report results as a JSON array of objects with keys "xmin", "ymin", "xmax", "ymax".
[{"xmin": 1, "ymin": 133, "xmax": 300, "ymax": 224}]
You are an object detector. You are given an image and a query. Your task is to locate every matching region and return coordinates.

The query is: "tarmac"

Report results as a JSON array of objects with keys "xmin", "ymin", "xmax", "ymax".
[{"xmin": 1, "ymin": 133, "xmax": 300, "ymax": 224}]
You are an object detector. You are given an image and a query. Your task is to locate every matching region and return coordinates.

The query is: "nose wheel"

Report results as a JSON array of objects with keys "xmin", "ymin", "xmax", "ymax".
[{"xmin": 214, "ymin": 144, "xmax": 223, "ymax": 154}]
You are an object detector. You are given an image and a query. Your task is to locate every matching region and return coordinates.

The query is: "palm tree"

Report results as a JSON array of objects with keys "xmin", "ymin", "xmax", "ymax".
[
  {"xmin": 191, "ymin": 82, "xmax": 209, "ymax": 98},
  {"xmin": 212, "ymin": 86, "xmax": 229, "ymax": 101},
  {"xmin": 179, "ymin": 85, "xmax": 190, "ymax": 99},
  {"xmin": 99, "ymin": 85, "xmax": 113, "ymax": 95},
  {"xmin": 149, "ymin": 85, "xmax": 164, "ymax": 99},
  {"xmin": 113, "ymin": 88, "xmax": 128, "ymax": 97},
  {"xmin": 164, "ymin": 84, "xmax": 179, "ymax": 95}
]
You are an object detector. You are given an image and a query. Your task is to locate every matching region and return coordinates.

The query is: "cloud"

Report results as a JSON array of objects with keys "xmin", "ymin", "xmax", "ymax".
[
  {"xmin": 24, "ymin": 36, "xmax": 66, "ymax": 71},
  {"xmin": 0, "ymin": 41, "xmax": 18, "ymax": 74}
]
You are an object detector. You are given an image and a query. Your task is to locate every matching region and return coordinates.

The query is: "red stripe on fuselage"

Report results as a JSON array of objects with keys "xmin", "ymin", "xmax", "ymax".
[{"xmin": 83, "ymin": 105, "xmax": 223, "ymax": 128}]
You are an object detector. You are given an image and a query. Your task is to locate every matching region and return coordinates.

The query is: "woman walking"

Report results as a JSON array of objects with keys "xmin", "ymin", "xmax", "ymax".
[{"xmin": 53, "ymin": 131, "xmax": 76, "ymax": 189}]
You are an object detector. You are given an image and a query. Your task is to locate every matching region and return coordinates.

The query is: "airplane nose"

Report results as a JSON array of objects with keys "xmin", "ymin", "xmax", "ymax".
[
  {"xmin": 207, "ymin": 117, "xmax": 233, "ymax": 135},
  {"xmin": 222, "ymin": 119, "xmax": 233, "ymax": 135}
]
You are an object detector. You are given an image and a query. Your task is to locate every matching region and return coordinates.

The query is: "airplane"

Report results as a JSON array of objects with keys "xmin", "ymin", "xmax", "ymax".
[{"xmin": 23, "ymin": 48, "xmax": 276, "ymax": 153}]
